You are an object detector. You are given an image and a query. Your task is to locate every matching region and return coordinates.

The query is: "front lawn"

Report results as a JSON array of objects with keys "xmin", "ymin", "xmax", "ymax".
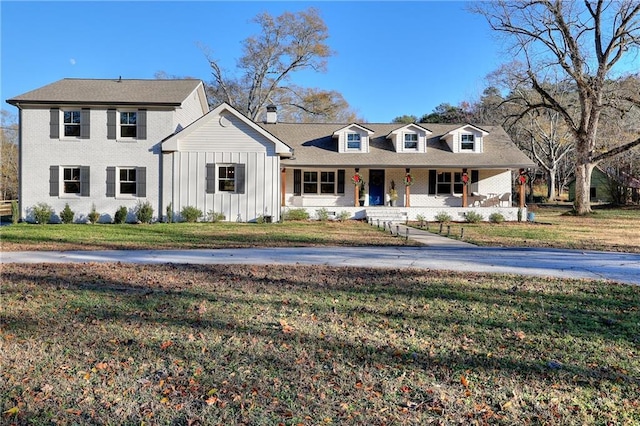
[{"xmin": 1, "ymin": 263, "xmax": 638, "ymax": 424}]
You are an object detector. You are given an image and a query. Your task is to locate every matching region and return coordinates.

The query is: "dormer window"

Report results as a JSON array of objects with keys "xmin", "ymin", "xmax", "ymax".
[
  {"xmin": 347, "ymin": 133, "xmax": 361, "ymax": 150},
  {"xmin": 404, "ymin": 133, "xmax": 418, "ymax": 150},
  {"xmin": 461, "ymin": 134, "xmax": 475, "ymax": 150}
]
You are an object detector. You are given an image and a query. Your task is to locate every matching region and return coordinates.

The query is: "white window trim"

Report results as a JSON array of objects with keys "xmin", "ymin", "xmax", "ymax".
[
  {"xmin": 217, "ymin": 164, "xmax": 236, "ymax": 193},
  {"xmin": 61, "ymin": 109, "xmax": 82, "ymax": 140},
  {"xmin": 346, "ymin": 133, "xmax": 362, "ymax": 151},
  {"xmin": 403, "ymin": 133, "xmax": 418, "ymax": 150},
  {"xmin": 460, "ymin": 133, "xmax": 475, "ymax": 151},
  {"xmin": 60, "ymin": 166, "xmax": 81, "ymax": 197},
  {"xmin": 117, "ymin": 167, "xmax": 138, "ymax": 198},
  {"xmin": 302, "ymin": 169, "xmax": 338, "ymax": 195},
  {"xmin": 119, "ymin": 110, "xmax": 138, "ymax": 140}
]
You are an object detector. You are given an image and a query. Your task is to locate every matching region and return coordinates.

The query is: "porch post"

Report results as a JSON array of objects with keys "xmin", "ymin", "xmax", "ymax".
[
  {"xmin": 281, "ymin": 168, "xmax": 286, "ymax": 207},
  {"xmin": 354, "ymin": 168, "xmax": 360, "ymax": 207},
  {"xmin": 518, "ymin": 168, "xmax": 526, "ymax": 208},
  {"xmin": 462, "ymin": 168, "xmax": 468, "ymax": 207},
  {"xmin": 405, "ymin": 168, "xmax": 411, "ymax": 207}
]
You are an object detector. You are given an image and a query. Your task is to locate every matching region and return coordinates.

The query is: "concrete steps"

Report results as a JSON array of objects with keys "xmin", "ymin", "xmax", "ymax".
[{"xmin": 365, "ymin": 208, "xmax": 408, "ymax": 224}]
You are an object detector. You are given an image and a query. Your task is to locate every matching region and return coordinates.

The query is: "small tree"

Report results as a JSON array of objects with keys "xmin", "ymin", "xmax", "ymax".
[
  {"xmin": 60, "ymin": 203, "xmax": 75, "ymax": 224},
  {"xmin": 135, "ymin": 201, "xmax": 154, "ymax": 224},
  {"xmin": 88, "ymin": 204, "xmax": 100, "ymax": 224},
  {"xmin": 32, "ymin": 203, "xmax": 53, "ymax": 225},
  {"xmin": 114, "ymin": 206, "xmax": 128, "ymax": 224}
]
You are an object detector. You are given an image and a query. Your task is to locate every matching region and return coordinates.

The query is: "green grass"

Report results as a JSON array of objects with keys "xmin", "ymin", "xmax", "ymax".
[
  {"xmin": 0, "ymin": 221, "xmax": 419, "ymax": 251},
  {"xmin": 2, "ymin": 263, "xmax": 638, "ymax": 424}
]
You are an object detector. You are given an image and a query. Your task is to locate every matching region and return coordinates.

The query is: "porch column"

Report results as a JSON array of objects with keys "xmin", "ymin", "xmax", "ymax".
[
  {"xmin": 281, "ymin": 168, "xmax": 286, "ymax": 207},
  {"xmin": 354, "ymin": 168, "xmax": 360, "ymax": 207},
  {"xmin": 462, "ymin": 168, "xmax": 468, "ymax": 207},
  {"xmin": 405, "ymin": 168, "xmax": 411, "ymax": 207},
  {"xmin": 518, "ymin": 168, "xmax": 526, "ymax": 208}
]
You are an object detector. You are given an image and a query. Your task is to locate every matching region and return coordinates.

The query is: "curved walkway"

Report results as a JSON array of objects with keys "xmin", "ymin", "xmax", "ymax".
[{"xmin": 2, "ymin": 225, "xmax": 639, "ymax": 285}]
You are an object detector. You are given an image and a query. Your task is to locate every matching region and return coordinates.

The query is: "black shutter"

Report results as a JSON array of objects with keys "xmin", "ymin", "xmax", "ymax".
[
  {"xmin": 49, "ymin": 166, "xmax": 59, "ymax": 196},
  {"xmin": 107, "ymin": 109, "xmax": 117, "ymax": 140},
  {"xmin": 205, "ymin": 163, "xmax": 216, "ymax": 194},
  {"xmin": 136, "ymin": 167, "xmax": 147, "ymax": 197},
  {"xmin": 106, "ymin": 167, "xmax": 116, "ymax": 197},
  {"xmin": 428, "ymin": 170, "xmax": 437, "ymax": 195},
  {"xmin": 50, "ymin": 108, "xmax": 59, "ymax": 139},
  {"xmin": 293, "ymin": 169, "xmax": 301, "ymax": 196},
  {"xmin": 137, "ymin": 109, "xmax": 147, "ymax": 140},
  {"xmin": 471, "ymin": 170, "xmax": 479, "ymax": 184},
  {"xmin": 80, "ymin": 108, "xmax": 90, "ymax": 139},
  {"xmin": 80, "ymin": 166, "xmax": 90, "ymax": 196},
  {"xmin": 337, "ymin": 169, "xmax": 345, "ymax": 194},
  {"xmin": 235, "ymin": 164, "xmax": 245, "ymax": 194}
]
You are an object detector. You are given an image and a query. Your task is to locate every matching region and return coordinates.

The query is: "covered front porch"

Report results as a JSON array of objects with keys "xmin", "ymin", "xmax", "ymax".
[{"xmin": 281, "ymin": 167, "xmax": 528, "ymax": 221}]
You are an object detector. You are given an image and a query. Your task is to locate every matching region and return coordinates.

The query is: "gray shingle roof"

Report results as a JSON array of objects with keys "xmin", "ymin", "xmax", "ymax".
[
  {"xmin": 7, "ymin": 78, "xmax": 202, "ymax": 106},
  {"xmin": 257, "ymin": 122, "xmax": 535, "ymax": 169}
]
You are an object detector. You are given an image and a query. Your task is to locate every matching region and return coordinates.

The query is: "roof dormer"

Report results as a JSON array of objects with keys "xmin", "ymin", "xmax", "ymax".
[
  {"xmin": 333, "ymin": 124, "xmax": 374, "ymax": 153},
  {"xmin": 386, "ymin": 123, "xmax": 432, "ymax": 153},
  {"xmin": 440, "ymin": 124, "xmax": 489, "ymax": 153}
]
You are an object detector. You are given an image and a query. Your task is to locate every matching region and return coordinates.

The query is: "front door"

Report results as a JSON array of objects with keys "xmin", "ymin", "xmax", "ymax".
[{"xmin": 368, "ymin": 169, "xmax": 385, "ymax": 206}]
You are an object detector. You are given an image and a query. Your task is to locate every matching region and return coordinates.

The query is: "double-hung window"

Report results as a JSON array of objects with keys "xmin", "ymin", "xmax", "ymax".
[
  {"xmin": 404, "ymin": 133, "xmax": 418, "ymax": 150},
  {"xmin": 304, "ymin": 171, "xmax": 318, "ymax": 194},
  {"xmin": 120, "ymin": 112, "xmax": 137, "ymax": 138},
  {"xmin": 63, "ymin": 167, "xmax": 81, "ymax": 194},
  {"xmin": 320, "ymin": 171, "xmax": 336, "ymax": 194},
  {"xmin": 453, "ymin": 172, "xmax": 464, "ymax": 194},
  {"xmin": 106, "ymin": 166, "xmax": 146, "ymax": 197},
  {"xmin": 437, "ymin": 172, "xmax": 452, "ymax": 195},
  {"xmin": 461, "ymin": 134, "xmax": 475, "ymax": 150},
  {"xmin": 119, "ymin": 168, "xmax": 137, "ymax": 194},
  {"xmin": 347, "ymin": 133, "xmax": 361, "ymax": 150},
  {"xmin": 63, "ymin": 111, "xmax": 81, "ymax": 137},
  {"xmin": 218, "ymin": 166, "xmax": 236, "ymax": 192}
]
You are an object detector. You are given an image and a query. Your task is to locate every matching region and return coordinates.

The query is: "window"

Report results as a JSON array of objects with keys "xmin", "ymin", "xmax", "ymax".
[
  {"xmin": 120, "ymin": 112, "xmax": 137, "ymax": 138},
  {"xmin": 63, "ymin": 167, "xmax": 81, "ymax": 194},
  {"xmin": 304, "ymin": 171, "xmax": 318, "ymax": 193},
  {"xmin": 218, "ymin": 166, "xmax": 236, "ymax": 192},
  {"xmin": 461, "ymin": 134, "xmax": 475, "ymax": 150},
  {"xmin": 320, "ymin": 172, "xmax": 336, "ymax": 194},
  {"xmin": 119, "ymin": 168, "xmax": 137, "ymax": 194},
  {"xmin": 437, "ymin": 172, "xmax": 452, "ymax": 195},
  {"xmin": 454, "ymin": 172, "xmax": 464, "ymax": 194},
  {"xmin": 63, "ymin": 111, "xmax": 81, "ymax": 137},
  {"xmin": 404, "ymin": 133, "xmax": 418, "ymax": 150},
  {"xmin": 347, "ymin": 133, "xmax": 361, "ymax": 150}
]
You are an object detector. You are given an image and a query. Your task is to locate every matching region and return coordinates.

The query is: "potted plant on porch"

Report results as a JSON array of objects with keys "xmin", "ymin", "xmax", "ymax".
[{"xmin": 388, "ymin": 180, "xmax": 398, "ymax": 206}]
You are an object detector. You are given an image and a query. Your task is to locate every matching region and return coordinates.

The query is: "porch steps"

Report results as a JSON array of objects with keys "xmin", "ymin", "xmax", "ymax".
[{"xmin": 365, "ymin": 208, "xmax": 408, "ymax": 224}]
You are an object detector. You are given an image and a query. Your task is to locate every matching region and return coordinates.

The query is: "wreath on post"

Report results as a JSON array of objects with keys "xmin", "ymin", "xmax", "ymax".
[
  {"xmin": 403, "ymin": 173, "xmax": 414, "ymax": 186},
  {"xmin": 462, "ymin": 173, "xmax": 469, "ymax": 186},
  {"xmin": 351, "ymin": 172, "xmax": 362, "ymax": 185},
  {"xmin": 517, "ymin": 174, "xmax": 527, "ymax": 185}
]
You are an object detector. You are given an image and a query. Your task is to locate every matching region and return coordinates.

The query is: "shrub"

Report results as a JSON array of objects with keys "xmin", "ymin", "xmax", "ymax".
[
  {"xmin": 166, "ymin": 202, "xmax": 174, "ymax": 223},
  {"xmin": 283, "ymin": 208, "xmax": 309, "ymax": 221},
  {"xmin": 60, "ymin": 203, "xmax": 75, "ymax": 224},
  {"xmin": 338, "ymin": 211, "xmax": 351, "ymax": 222},
  {"xmin": 180, "ymin": 205, "xmax": 202, "ymax": 223},
  {"xmin": 32, "ymin": 203, "xmax": 53, "ymax": 225},
  {"xmin": 416, "ymin": 214, "xmax": 426, "ymax": 227},
  {"xmin": 135, "ymin": 201, "xmax": 154, "ymax": 223},
  {"xmin": 208, "ymin": 211, "xmax": 226, "ymax": 222},
  {"xmin": 489, "ymin": 212, "xmax": 505, "ymax": 223},
  {"xmin": 465, "ymin": 211, "xmax": 484, "ymax": 223},
  {"xmin": 88, "ymin": 204, "xmax": 100, "ymax": 224},
  {"xmin": 316, "ymin": 208, "xmax": 330, "ymax": 222},
  {"xmin": 11, "ymin": 200, "xmax": 19, "ymax": 224},
  {"xmin": 114, "ymin": 206, "xmax": 128, "ymax": 224},
  {"xmin": 434, "ymin": 211, "xmax": 452, "ymax": 223}
]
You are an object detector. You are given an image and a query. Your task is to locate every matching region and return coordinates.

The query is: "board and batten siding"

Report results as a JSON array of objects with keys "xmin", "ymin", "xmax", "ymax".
[
  {"xmin": 176, "ymin": 112, "xmax": 277, "ymax": 156},
  {"xmin": 170, "ymin": 151, "xmax": 280, "ymax": 222}
]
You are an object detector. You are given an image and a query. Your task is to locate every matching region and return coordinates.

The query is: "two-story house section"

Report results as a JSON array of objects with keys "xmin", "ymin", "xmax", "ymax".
[{"xmin": 8, "ymin": 78, "xmax": 208, "ymax": 222}]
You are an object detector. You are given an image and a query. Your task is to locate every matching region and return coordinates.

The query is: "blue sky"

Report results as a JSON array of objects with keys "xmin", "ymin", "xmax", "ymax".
[{"xmin": 1, "ymin": 1, "xmax": 504, "ymax": 122}]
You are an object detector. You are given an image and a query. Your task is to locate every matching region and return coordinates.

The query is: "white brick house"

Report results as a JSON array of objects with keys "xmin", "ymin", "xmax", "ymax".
[{"xmin": 8, "ymin": 78, "xmax": 534, "ymax": 223}]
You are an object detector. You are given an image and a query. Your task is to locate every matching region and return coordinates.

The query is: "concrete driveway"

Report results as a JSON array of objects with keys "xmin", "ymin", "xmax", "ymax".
[{"xmin": 2, "ymin": 245, "xmax": 639, "ymax": 285}]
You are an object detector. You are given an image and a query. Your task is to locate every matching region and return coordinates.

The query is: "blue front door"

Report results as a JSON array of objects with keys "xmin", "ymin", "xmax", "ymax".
[{"xmin": 368, "ymin": 169, "xmax": 385, "ymax": 206}]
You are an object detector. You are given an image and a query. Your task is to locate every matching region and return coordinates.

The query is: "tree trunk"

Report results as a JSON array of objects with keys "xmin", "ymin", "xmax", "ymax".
[
  {"xmin": 547, "ymin": 167, "xmax": 556, "ymax": 200},
  {"xmin": 574, "ymin": 162, "xmax": 595, "ymax": 215}
]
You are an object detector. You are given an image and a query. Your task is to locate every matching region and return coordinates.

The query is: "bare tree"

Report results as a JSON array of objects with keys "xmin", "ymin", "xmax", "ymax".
[
  {"xmin": 1, "ymin": 110, "xmax": 19, "ymax": 200},
  {"xmin": 204, "ymin": 8, "xmax": 357, "ymax": 122},
  {"xmin": 473, "ymin": 0, "xmax": 640, "ymax": 214}
]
